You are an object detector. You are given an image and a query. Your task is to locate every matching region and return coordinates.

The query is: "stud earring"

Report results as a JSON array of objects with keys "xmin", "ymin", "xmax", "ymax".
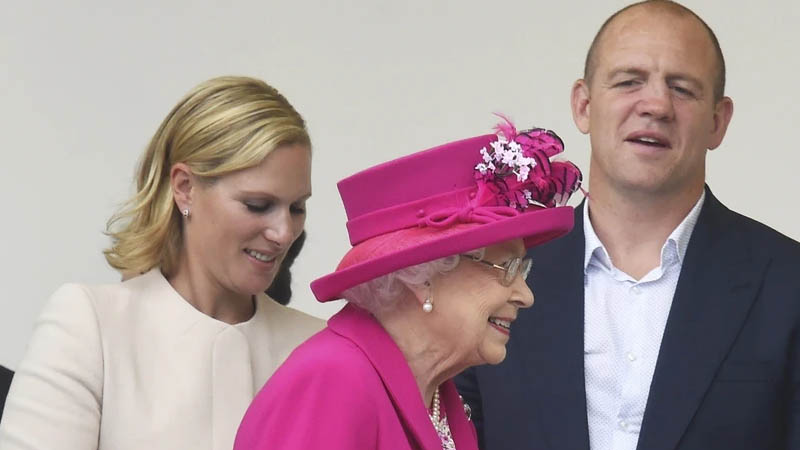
[{"xmin": 182, "ymin": 209, "xmax": 190, "ymax": 218}]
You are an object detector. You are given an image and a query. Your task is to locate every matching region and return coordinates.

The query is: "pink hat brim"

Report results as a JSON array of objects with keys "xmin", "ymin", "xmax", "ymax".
[{"xmin": 310, "ymin": 206, "xmax": 574, "ymax": 302}]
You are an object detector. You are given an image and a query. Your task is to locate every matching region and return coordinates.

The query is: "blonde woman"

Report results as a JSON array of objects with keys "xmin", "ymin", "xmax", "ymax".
[{"xmin": 0, "ymin": 77, "xmax": 324, "ymax": 450}]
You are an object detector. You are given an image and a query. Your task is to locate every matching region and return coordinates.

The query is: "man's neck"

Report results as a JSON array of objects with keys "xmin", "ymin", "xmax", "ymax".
[{"xmin": 586, "ymin": 181, "xmax": 703, "ymax": 280}]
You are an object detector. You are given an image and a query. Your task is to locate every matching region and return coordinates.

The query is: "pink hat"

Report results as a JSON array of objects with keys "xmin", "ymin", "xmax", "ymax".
[{"xmin": 311, "ymin": 117, "xmax": 583, "ymax": 302}]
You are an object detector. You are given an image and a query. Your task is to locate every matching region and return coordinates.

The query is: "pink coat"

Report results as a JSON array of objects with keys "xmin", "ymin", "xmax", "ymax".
[{"xmin": 234, "ymin": 304, "xmax": 479, "ymax": 450}]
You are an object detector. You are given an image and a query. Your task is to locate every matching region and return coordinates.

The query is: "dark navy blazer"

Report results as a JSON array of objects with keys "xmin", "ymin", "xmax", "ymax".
[
  {"xmin": 456, "ymin": 187, "xmax": 800, "ymax": 450},
  {"xmin": 0, "ymin": 365, "xmax": 12, "ymax": 422}
]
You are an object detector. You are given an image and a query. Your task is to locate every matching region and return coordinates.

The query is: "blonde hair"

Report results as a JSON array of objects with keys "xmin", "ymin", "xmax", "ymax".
[{"xmin": 104, "ymin": 76, "xmax": 310, "ymax": 277}]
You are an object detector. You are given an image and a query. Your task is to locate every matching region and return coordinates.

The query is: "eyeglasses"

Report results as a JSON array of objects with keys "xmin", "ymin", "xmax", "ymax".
[{"xmin": 461, "ymin": 253, "xmax": 532, "ymax": 287}]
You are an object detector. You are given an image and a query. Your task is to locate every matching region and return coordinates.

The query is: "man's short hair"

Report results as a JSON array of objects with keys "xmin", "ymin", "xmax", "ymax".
[{"xmin": 583, "ymin": 0, "xmax": 726, "ymax": 102}]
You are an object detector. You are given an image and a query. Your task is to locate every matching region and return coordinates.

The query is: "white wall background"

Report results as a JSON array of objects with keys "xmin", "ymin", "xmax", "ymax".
[{"xmin": 1, "ymin": 0, "xmax": 798, "ymax": 368}]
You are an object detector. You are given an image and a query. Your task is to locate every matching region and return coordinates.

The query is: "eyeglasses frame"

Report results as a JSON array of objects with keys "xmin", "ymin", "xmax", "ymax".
[{"xmin": 460, "ymin": 253, "xmax": 532, "ymax": 286}]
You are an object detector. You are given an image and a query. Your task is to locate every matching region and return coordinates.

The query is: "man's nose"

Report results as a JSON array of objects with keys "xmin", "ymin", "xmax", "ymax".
[{"xmin": 635, "ymin": 82, "xmax": 675, "ymax": 121}]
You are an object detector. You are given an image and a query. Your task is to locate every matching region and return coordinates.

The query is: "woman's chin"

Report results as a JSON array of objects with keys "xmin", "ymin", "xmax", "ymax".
[
  {"xmin": 242, "ymin": 266, "xmax": 281, "ymax": 292},
  {"xmin": 478, "ymin": 346, "xmax": 508, "ymax": 366},
  {"xmin": 232, "ymin": 277, "xmax": 273, "ymax": 298}
]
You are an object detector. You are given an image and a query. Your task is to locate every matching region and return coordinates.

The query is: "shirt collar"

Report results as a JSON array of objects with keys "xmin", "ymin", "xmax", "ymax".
[
  {"xmin": 667, "ymin": 189, "xmax": 705, "ymax": 265},
  {"xmin": 583, "ymin": 203, "xmax": 611, "ymax": 272},
  {"xmin": 583, "ymin": 190, "xmax": 705, "ymax": 272}
]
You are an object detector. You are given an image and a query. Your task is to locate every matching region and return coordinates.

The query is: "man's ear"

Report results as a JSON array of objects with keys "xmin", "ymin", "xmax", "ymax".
[
  {"xmin": 571, "ymin": 79, "xmax": 591, "ymax": 135},
  {"xmin": 708, "ymin": 96, "xmax": 734, "ymax": 151},
  {"xmin": 170, "ymin": 162, "xmax": 194, "ymax": 213}
]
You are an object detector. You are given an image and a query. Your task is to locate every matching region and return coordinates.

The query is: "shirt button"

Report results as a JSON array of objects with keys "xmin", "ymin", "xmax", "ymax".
[
  {"xmin": 619, "ymin": 420, "xmax": 628, "ymax": 430},
  {"xmin": 626, "ymin": 352, "xmax": 637, "ymax": 362},
  {"xmin": 631, "ymin": 285, "xmax": 641, "ymax": 295}
]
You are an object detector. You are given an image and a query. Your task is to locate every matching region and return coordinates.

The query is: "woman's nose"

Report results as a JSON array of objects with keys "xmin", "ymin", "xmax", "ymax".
[
  {"xmin": 511, "ymin": 276, "xmax": 534, "ymax": 308},
  {"xmin": 262, "ymin": 209, "xmax": 296, "ymax": 249}
]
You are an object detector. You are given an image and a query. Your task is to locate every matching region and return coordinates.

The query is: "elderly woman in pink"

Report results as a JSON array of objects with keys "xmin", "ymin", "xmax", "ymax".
[{"xmin": 234, "ymin": 118, "xmax": 583, "ymax": 450}]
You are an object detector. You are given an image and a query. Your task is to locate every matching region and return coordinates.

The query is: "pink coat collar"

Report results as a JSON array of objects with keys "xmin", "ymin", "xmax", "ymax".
[{"xmin": 328, "ymin": 304, "xmax": 478, "ymax": 450}]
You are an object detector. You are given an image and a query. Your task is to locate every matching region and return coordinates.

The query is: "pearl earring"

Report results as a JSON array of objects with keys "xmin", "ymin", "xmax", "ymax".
[
  {"xmin": 422, "ymin": 280, "xmax": 433, "ymax": 312},
  {"xmin": 182, "ymin": 209, "xmax": 190, "ymax": 218}
]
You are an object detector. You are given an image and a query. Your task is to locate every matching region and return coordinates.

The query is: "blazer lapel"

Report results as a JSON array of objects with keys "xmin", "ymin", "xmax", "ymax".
[
  {"xmin": 636, "ymin": 188, "xmax": 768, "ymax": 450},
  {"xmin": 519, "ymin": 203, "xmax": 590, "ymax": 450}
]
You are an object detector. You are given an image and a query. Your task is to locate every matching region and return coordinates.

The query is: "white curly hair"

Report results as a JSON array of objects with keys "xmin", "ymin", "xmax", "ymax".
[{"xmin": 342, "ymin": 247, "xmax": 485, "ymax": 314}]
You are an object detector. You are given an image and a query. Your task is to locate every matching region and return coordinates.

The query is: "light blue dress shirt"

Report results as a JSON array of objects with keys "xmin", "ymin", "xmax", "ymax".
[{"xmin": 583, "ymin": 192, "xmax": 705, "ymax": 450}]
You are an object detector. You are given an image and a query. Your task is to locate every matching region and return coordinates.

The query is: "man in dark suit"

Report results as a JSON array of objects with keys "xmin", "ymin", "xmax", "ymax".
[
  {"xmin": 456, "ymin": 1, "xmax": 800, "ymax": 449},
  {"xmin": 0, "ymin": 365, "xmax": 12, "ymax": 422}
]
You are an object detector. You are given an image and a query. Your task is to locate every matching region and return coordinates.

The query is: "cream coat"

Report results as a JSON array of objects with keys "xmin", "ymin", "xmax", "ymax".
[{"xmin": 0, "ymin": 269, "xmax": 324, "ymax": 450}]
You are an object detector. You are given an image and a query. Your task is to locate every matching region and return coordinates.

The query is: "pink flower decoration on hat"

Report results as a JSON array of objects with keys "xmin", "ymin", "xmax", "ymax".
[{"xmin": 474, "ymin": 114, "xmax": 583, "ymax": 210}]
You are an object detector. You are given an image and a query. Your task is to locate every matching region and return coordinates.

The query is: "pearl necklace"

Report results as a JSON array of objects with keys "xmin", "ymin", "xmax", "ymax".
[{"xmin": 429, "ymin": 388, "xmax": 456, "ymax": 450}]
